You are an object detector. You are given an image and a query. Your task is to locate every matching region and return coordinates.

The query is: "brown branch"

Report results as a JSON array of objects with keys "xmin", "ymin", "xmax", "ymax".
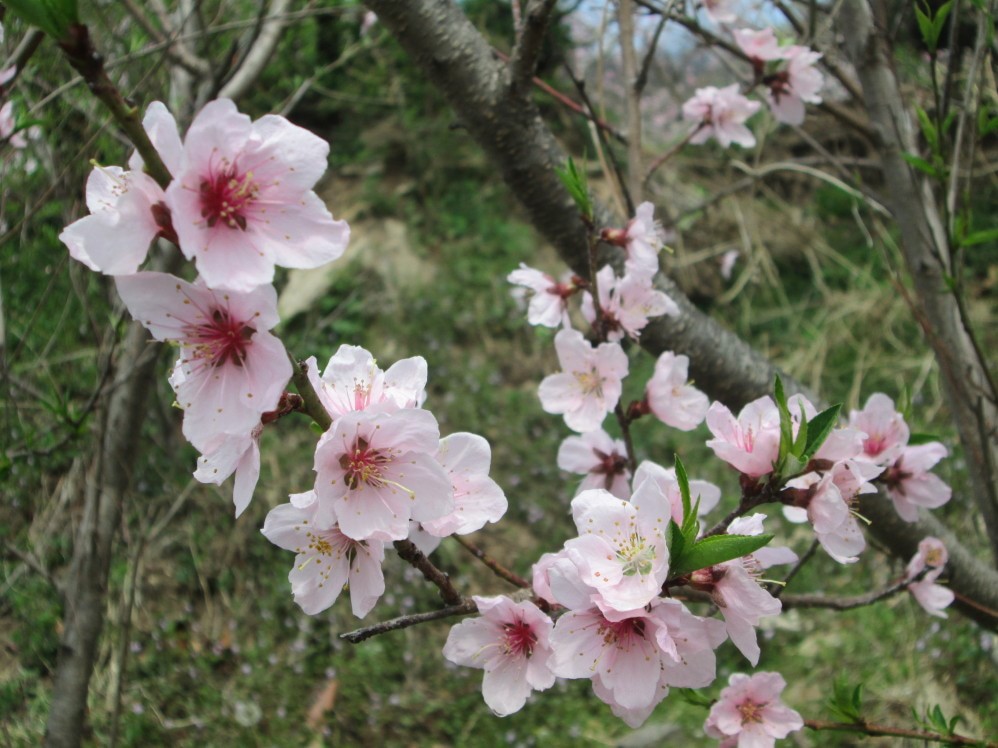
[
  {"xmin": 340, "ymin": 600, "xmax": 478, "ymax": 644},
  {"xmin": 289, "ymin": 356, "xmax": 332, "ymax": 431},
  {"xmin": 508, "ymin": 0, "xmax": 558, "ymax": 92},
  {"xmin": 394, "ymin": 539, "xmax": 464, "ymax": 606},
  {"xmin": 452, "ymin": 535, "xmax": 530, "ymax": 589},
  {"xmin": 804, "ymin": 718, "xmax": 995, "ymax": 746},
  {"xmin": 56, "ymin": 24, "xmax": 173, "ymax": 189},
  {"xmin": 781, "ymin": 569, "xmax": 929, "ymax": 611},
  {"xmin": 772, "ymin": 539, "xmax": 818, "ymax": 598}
]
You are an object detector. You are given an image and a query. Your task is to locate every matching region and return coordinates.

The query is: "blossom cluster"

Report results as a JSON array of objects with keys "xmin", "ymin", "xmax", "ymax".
[{"xmin": 681, "ymin": 26, "xmax": 824, "ymax": 148}]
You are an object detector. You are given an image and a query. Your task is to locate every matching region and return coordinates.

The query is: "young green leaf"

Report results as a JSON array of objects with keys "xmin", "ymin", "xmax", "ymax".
[
  {"xmin": 791, "ymin": 402, "xmax": 809, "ymax": 458},
  {"xmin": 675, "ymin": 688, "xmax": 715, "ymax": 708},
  {"xmin": 802, "ymin": 403, "xmax": 842, "ymax": 458},
  {"xmin": 828, "ymin": 679, "xmax": 863, "ymax": 723},
  {"xmin": 4, "ymin": 0, "xmax": 79, "ymax": 39},
  {"xmin": 907, "ymin": 432, "xmax": 942, "ymax": 446},
  {"xmin": 675, "ymin": 455, "xmax": 693, "ymax": 525},
  {"xmin": 555, "ymin": 157, "xmax": 593, "ymax": 221},
  {"xmin": 960, "ymin": 227, "xmax": 998, "ymax": 247},
  {"xmin": 901, "ymin": 152, "xmax": 941, "ymax": 178},
  {"xmin": 774, "ymin": 375, "xmax": 792, "ymax": 465},
  {"xmin": 666, "ymin": 519, "xmax": 686, "ymax": 563},
  {"xmin": 668, "ymin": 534, "xmax": 773, "ymax": 577}
]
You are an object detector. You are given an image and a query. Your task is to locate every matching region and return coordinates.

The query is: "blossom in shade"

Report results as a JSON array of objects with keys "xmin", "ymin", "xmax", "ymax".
[
  {"xmin": 193, "ymin": 425, "xmax": 262, "ymax": 517},
  {"xmin": 261, "ymin": 491, "xmax": 385, "ymax": 618},
  {"xmin": 420, "ymin": 432, "xmax": 508, "ymax": 537},
  {"xmin": 764, "ymin": 46, "xmax": 823, "ymax": 126},
  {"xmin": 507, "ymin": 263, "xmax": 575, "ymax": 328},
  {"xmin": 683, "ymin": 84, "xmax": 760, "ymax": 148},
  {"xmin": 581, "ymin": 266, "xmax": 678, "ymax": 341},
  {"xmin": 849, "ymin": 393, "xmax": 909, "ymax": 467},
  {"xmin": 700, "ymin": 0, "xmax": 738, "ymax": 24},
  {"xmin": 305, "ymin": 345, "xmax": 426, "ymax": 421},
  {"xmin": 631, "ymin": 460, "xmax": 721, "ymax": 523},
  {"xmin": 442, "ymin": 595, "xmax": 555, "ymax": 716},
  {"xmin": 882, "ymin": 442, "xmax": 952, "ymax": 522},
  {"xmin": 645, "ymin": 351, "xmax": 709, "ymax": 431},
  {"xmin": 905, "ymin": 537, "xmax": 954, "ymax": 618},
  {"xmin": 720, "ymin": 249, "xmax": 739, "ymax": 280},
  {"xmin": 115, "ymin": 272, "xmax": 292, "ymax": 444},
  {"xmin": 734, "ymin": 28, "xmax": 784, "ymax": 61},
  {"xmin": 557, "ymin": 428, "xmax": 631, "ymax": 499},
  {"xmin": 165, "ymin": 98, "xmax": 350, "ymax": 292},
  {"xmin": 563, "ymin": 486, "xmax": 671, "ymax": 612},
  {"xmin": 601, "ymin": 202, "xmax": 668, "ymax": 277},
  {"xmin": 538, "ymin": 328, "xmax": 628, "ymax": 433},
  {"xmin": 705, "ymin": 396, "xmax": 781, "ymax": 477},
  {"xmin": 60, "ymin": 103, "xmax": 181, "ymax": 275},
  {"xmin": 689, "ymin": 516, "xmax": 792, "ymax": 665},
  {"xmin": 312, "ymin": 407, "xmax": 453, "ymax": 540},
  {"xmin": 704, "ymin": 672, "xmax": 804, "ymax": 748}
]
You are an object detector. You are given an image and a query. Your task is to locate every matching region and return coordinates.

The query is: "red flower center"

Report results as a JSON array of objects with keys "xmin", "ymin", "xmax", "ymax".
[
  {"xmin": 199, "ymin": 165, "xmax": 259, "ymax": 230},
  {"xmin": 340, "ymin": 439, "xmax": 392, "ymax": 489},
  {"xmin": 502, "ymin": 619, "xmax": 537, "ymax": 658},
  {"xmin": 188, "ymin": 308, "xmax": 255, "ymax": 367}
]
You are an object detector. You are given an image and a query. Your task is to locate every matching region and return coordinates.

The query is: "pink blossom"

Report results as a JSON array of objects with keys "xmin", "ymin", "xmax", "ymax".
[
  {"xmin": 115, "ymin": 272, "xmax": 292, "ymax": 444},
  {"xmin": 704, "ymin": 672, "xmax": 804, "ymax": 747},
  {"xmin": 700, "ymin": 0, "xmax": 738, "ymax": 24},
  {"xmin": 60, "ymin": 103, "xmax": 181, "ymax": 275},
  {"xmin": 312, "ymin": 407, "xmax": 453, "ymax": 540},
  {"xmin": 420, "ymin": 432, "xmax": 508, "ymax": 537},
  {"xmin": 705, "ymin": 396, "xmax": 781, "ymax": 477},
  {"xmin": 0, "ymin": 99, "xmax": 25, "ymax": 148},
  {"xmin": 507, "ymin": 263, "xmax": 574, "ymax": 328},
  {"xmin": 442, "ymin": 595, "xmax": 555, "ymax": 716},
  {"xmin": 193, "ymin": 425, "xmax": 262, "ymax": 517},
  {"xmin": 683, "ymin": 85, "xmax": 760, "ymax": 149},
  {"xmin": 905, "ymin": 537, "xmax": 953, "ymax": 618},
  {"xmin": 632, "ymin": 460, "xmax": 721, "ymax": 522},
  {"xmin": 645, "ymin": 351, "xmax": 709, "ymax": 431},
  {"xmin": 849, "ymin": 393, "xmax": 909, "ymax": 467},
  {"xmin": 557, "ymin": 429, "xmax": 631, "ymax": 499},
  {"xmin": 261, "ymin": 491, "xmax": 385, "ymax": 618},
  {"xmin": 734, "ymin": 28, "xmax": 785, "ymax": 61},
  {"xmin": 581, "ymin": 266, "xmax": 678, "ymax": 341},
  {"xmin": 882, "ymin": 442, "xmax": 952, "ymax": 522},
  {"xmin": 305, "ymin": 345, "xmax": 426, "ymax": 421},
  {"xmin": 720, "ymin": 249, "xmax": 739, "ymax": 280},
  {"xmin": 165, "ymin": 98, "xmax": 350, "ymax": 292},
  {"xmin": 765, "ymin": 46, "xmax": 824, "ymax": 126},
  {"xmin": 0, "ymin": 65, "xmax": 16, "ymax": 87},
  {"xmin": 563, "ymin": 486, "xmax": 671, "ymax": 611},
  {"xmin": 690, "ymin": 518, "xmax": 789, "ymax": 665},
  {"xmin": 538, "ymin": 328, "xmax": 628, "ymax": 433},
  {"xmin": 784, "ymin": 470, "xmax": 865, "ymax": 563},
  {"xmin": 602, "ymin": 202, "xmax": 669, "ymax": 277}
]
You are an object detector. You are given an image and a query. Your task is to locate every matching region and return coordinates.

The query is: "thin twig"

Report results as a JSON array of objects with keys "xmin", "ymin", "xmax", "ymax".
[
  {"xmin": 772, "ymin": 539, "xmax": 818, "ymax": 598},
  {"xmin": 781, "ymin": 569, "xmax": 930, "ymax": 611},
  {"xmin": 452, "ymin": 536, "xmax": 530, "ymax": 589},
  {"xmin": 804, "ymin": 718, "xmax": 995, "ymax": 746},
  {"xmin": 340, "ymin": 600, "xmax": 477, "ymax": 644},
  {"xmin": 394, "ymin": 539, "xmax": 464, "ymax": 606}
]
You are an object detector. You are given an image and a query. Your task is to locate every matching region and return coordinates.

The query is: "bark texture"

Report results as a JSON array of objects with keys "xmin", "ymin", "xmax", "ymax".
[
  {"xmin": 840, "ymin": 0, "xmax": 998, "ymax": 562},
  {"xmin": 363, "ymin": 0, "xmax": 998, "ymax": 627}
]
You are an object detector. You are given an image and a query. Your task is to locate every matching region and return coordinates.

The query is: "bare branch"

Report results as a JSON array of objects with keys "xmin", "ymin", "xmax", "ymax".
[
  {"xmin": 804, "ymin": 718, "xmax": 996, "ymax": 746},
  {"xmin": 340, "ymin": 600, "xmax": 478, "ymax": 644},
  {"xmin": 508, "ymin": 0, "xmax": 558, "ymax": 92},
  {"xmin": 218, "ymin": 0, "xmax": 293, "ymax": 101},
  {"xmin": 394, "ymin": 539, "xmax": 464, "ymax": 606},
  {"xmin": 452, "ymin": 536, "xmax": 530, "ymax": 589},
  {"xmin": 120, "ymin": 0, "xmax": 210, "ymax": 76}
]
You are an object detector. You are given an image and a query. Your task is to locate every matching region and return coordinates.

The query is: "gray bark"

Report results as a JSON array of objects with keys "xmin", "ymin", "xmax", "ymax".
[
  {"xmin": 363, "ymin": 0, "xmax": 998, "ymax": 627},
  {"xmin": 840, "ymin": 0, "xmax": 998, "ymax": 562}
]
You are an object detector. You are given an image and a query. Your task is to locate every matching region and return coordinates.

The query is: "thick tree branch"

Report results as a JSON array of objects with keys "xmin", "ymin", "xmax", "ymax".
[{"xmin": 363, "ymin": 0, "xmax": 998, "ymax": 628}]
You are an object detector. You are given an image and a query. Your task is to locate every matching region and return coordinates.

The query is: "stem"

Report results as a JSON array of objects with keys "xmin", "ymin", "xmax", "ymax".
[
  {"xmin": 393, "ymin": 539, "xmax": 464, "ymax": 606},
  {"xmin": 57, "ymin": 24, "xmax": 173, "ymax": 189},
  {"xmin": 452, "ymin": 536, "xmax": 530, "ymax": 589},
  {"xmin": 772, "ymin": 538, "xmax": 818, "ymax": 598},
  {"xmin": 614, "ymin": 403, "xmax": 638, "ymax": 473},
  {"xmin": 340, "ymin": 600, "xmax": 478, "ymax": 644},
  {"xmin": 288, "ymin": 356, "xmax": 332, "ymax": 431},
  {"xmin": 783, "ymin": 568, "xmax": 930, "ymax": 611},
  {"xmin": 804, "ymin": 719, "xmax": 994, "ymax": 746}
]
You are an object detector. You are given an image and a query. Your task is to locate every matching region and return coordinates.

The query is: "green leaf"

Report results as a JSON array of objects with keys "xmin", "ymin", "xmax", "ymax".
[
  {"xmin": 932, "ymin": 1, "xmax": 953, "ymax": 49},
  {"xmin": 666, "ymin": 519, "xmax": 686, "ymax": 562},
  {"xmin": 669, "ymin": 534, "xmax": 773, "ymax": 577},
  {"xmin": 675, "ymin": 688, "xmax": 714, "ymax": 708},
  {"xmin": 907, "ymin": 432, "xmax": 941, "ymax": 446},
  {"xmin": 914, "ymin": 5, "xmax": 935, "ymax": 50},
  {"xmin": 961, "ymin": 227, "xmax": 998, "ymax": 247},
  {"xmin": 803, "ymin": 403, "xmax": 842, "ymax": 458},
  {"xmin": 4, "ymin": 0, "xmax": 79, "ymax": 39},
  {"xmin": 555, "ymin": 157, "xmax": 593, "ymax": 221},
  {"xmin": 915, "ymin": 106, "xmax": 939, "ymax": 152},
  {"xmin": 791, "ymin": 402, "xmax": 809, "ymax": 458},
  {"xmin": 675, "ymin": 455, "xmax": 693, "ymax": 525},
  {"xmin": 683, "ymin": 495, "xmax": 702, "ymax": 539},
  {"xmin": 901, "ymin": 152, "xmax": 941, "ymax": 178},
  {"xmin": 774, "ymin": 375, "xmax": 792, "ymax": 465},
  {"xmin": 829, "ymin": 679, "xmax": 864, "ymax": 723}
]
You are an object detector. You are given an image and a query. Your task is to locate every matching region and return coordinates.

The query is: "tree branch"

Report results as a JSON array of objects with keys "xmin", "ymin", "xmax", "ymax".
[
  {"xmin": 340, "ymin": 600, "xmax": 478, "ymax": 644},
  {"xmin": 804, "ymin": 718, "xmax": 995, "ymax": 746},
  {"xmin": 508, "ymin": 0, "xmax": 558, "ymax": 92},
  {"xmin": 218, "ymin": 0, "xmax": 292, "ymax": 101}
]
